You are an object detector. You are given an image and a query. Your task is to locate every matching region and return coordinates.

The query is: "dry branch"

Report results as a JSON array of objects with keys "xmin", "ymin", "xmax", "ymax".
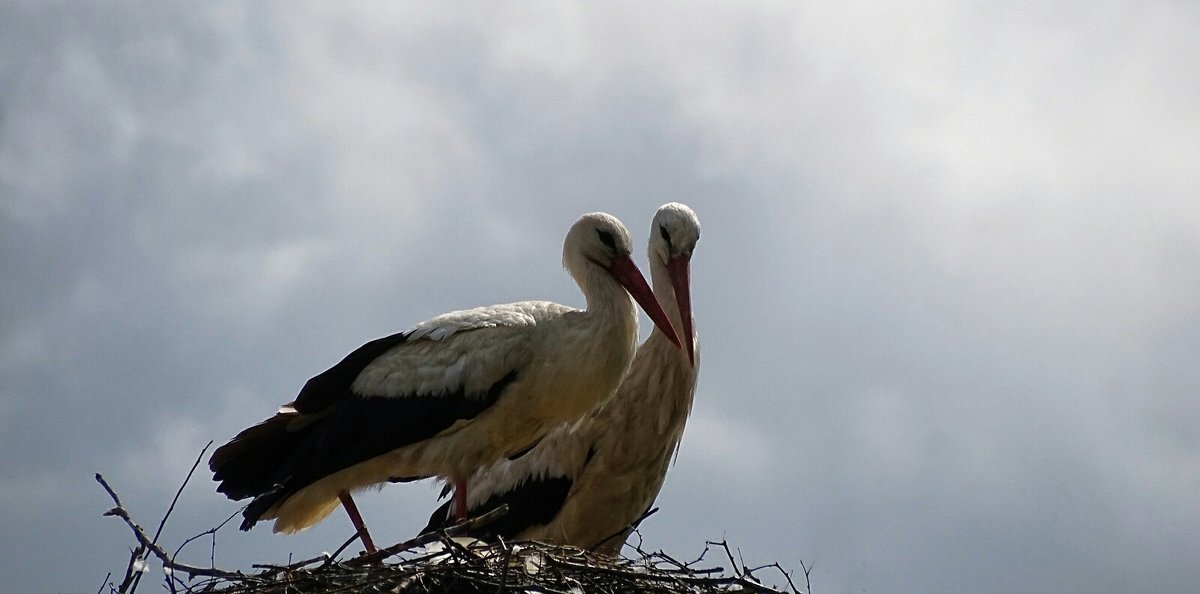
[{"xmin": 97, "ymin": 473, "xmax": 245, "ymax": 582}]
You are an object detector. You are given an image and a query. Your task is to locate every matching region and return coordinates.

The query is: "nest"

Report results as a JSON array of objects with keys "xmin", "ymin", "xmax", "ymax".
[
  {"xmin": 96, "ymin": 461, "xmax": 809, "ymax": 594},
  {"xmin": 170, "ymin": 535, "xmax": 804, "ymax": 594}
]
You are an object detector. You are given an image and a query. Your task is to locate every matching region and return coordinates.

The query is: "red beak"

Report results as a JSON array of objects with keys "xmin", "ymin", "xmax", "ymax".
[
  {"xmin": 608, "ymin": 255, "xmax": 682, "ymax": 350},
  {"xmin": 667, "ymin": 254, "xmax": 695, "ymax": 367}
]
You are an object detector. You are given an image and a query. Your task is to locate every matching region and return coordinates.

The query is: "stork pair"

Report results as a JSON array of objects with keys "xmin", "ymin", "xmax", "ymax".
[{"xmin": 210, "ymin": 203, "xmax": 701, "ymax": 555}]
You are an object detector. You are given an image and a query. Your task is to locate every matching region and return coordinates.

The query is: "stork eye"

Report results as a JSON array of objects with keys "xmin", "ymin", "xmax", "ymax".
[
  {"xmin": 597, "ymin": 229, "xmax": 616, "ymax": 250},
  {"xmin": 659, "ymin": 224, "xmax": 672, "ymax": 247}
]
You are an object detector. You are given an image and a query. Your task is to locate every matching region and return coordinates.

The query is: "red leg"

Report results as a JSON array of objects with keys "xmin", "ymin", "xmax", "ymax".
[
  {"xmin": 453, "ymin": 479, "xmax": 469, "ymax": 522},
  {"xmin": 338, "ymin": 491, "xmax": 377, "ymax": 554}
]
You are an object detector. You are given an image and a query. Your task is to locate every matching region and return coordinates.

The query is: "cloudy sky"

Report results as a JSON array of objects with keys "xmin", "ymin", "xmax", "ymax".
[{"xmin": 2, "ymin": 2, "xmax": 1198, "ymax": 593}]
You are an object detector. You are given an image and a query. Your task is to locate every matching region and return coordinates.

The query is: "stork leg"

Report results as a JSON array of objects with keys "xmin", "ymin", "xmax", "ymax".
[
  {"xmin": 338, "ymin": 490, "xmax": 377, "ymax": 554},
  {"xmin": 453, "ymin": 479, "xmax": 469, "ymax": 522}
]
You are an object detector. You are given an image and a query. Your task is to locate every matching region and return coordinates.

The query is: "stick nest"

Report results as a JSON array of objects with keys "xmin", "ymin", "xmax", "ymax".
[
  {"xmin": 177, "ymin": 535, "xmax": 801, "ymax": 594},
  {"xmin": 96, "ymin": 449, "xmax": 809, "ymax": 594}
]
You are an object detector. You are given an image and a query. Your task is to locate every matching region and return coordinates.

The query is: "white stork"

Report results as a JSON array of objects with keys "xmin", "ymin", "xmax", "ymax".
[
  {"xmin": 209, "ymin": 212, "xmax": 682, "ymax": 542},
  {"xmin": 423, "ymin": 203, "xmax": 700, "ymax": 555}
]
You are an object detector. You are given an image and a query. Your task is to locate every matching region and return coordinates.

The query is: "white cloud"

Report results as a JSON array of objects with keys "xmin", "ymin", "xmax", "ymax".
[
  {"xmin": 277, "ymin": 6, "xmax": 493, "ymax": 250},
  {"xmin": 167, "ymin": 238, "xmax": 334, "ymax": 329},
  {"xmin": 0, "ymin": 37, "xmax": 140, "ymax": 227}
]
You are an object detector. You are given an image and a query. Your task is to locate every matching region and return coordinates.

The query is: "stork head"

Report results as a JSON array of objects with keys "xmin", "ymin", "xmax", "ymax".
[
  {"xmin": 649, "ymin": 202, "xmax": 700, "ymax": 366},
  {"xmin": 563, "ymin": 212, "xmax": 681, "ymax": 349}
]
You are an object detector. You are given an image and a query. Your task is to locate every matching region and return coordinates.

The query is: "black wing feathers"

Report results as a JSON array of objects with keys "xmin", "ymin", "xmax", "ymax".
[
  {"xmin": 280, "ymin": 371, "xmax": 519, "ymax": 494},
  {"xmin": 293, "ymin": 331, "xmax": 410, "ymax": 413},
  {"xmin": 421, "ymin": 446, "xmax": 597, "ymax": 539},
  {"xmin": 421, "ymin": 475, "xmax": 573, "ymax": 539},
  {"xmin": 210, "ymin": 326, "xmax": 521, "ymax": 531},
  {"xmin": 210, "ymin": 414, "xmax": 308, "ymax": 500}
]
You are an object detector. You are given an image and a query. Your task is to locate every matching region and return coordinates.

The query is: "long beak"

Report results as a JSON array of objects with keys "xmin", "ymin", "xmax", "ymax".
[
  {"xmin": 667, "ymin": 254, "xmax": 695, "ymax": 367},
  {"xmin": 608, "ymin": 254, "xmax": 682, "ymax": 349}
]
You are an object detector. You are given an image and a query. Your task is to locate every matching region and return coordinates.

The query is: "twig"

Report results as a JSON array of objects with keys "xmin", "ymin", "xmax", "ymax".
[
  {"xmin": 170, "ymin": 508, "xmax": 240, "ymax": 570},
  {"xmin": 96, "ymin": 473, "xmax": 244, "ymax": 580},
  {"xmin": 685, "ymin": 540, "xmax": 715, "ymax": 567},
  {"xmin": 327, "ymin": 531, "xmax": 363, "ymax": 564},
  {"xmin": 347, "ymin": 503, "xmax": 510, "ymax": 566},
  {"xmin": 153, "ymin": 441, "xmax": 212, "ymax": 546},
  {"xmin": 436, "ymin": 530, "xmax": 486, "ymax": 564},
  {"xmin": 115, "ymin": 546, "xmax": 145, "ymax": 594},
  {"xmin": 496, "ymin": 536, "xmax": 512, "ymax": 594},
  {"xmin": 590, "ymin": 506, "xmax": 658, "ymax": 554},
  {"xmin": 798, "ymin": 558, "xmax": 814, "ymax": 594},
  {"xmin": 163, "ymin": 566, "xmax": 178, "ymax": 594},
  {"xmin": 127, "ymin": 441, "xmax": 212, "ymax": 594},
  {"xmin": 775, "ymin": 562, "xmax": 804, "ymax": 594},
  {"xmin": 645, "ymin": 547, "xmax": 700, "ymax": 572},
  {"xmin": 709, "ymin": 539, "xmax": 741, "ymax": 575},
  {"xmin": 93, "ymin": 571, "xmax": 112, "ymax": 594},
  {"xmin": 631, "ymin": 527, "xmax": 645, "ymax": 552}
]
